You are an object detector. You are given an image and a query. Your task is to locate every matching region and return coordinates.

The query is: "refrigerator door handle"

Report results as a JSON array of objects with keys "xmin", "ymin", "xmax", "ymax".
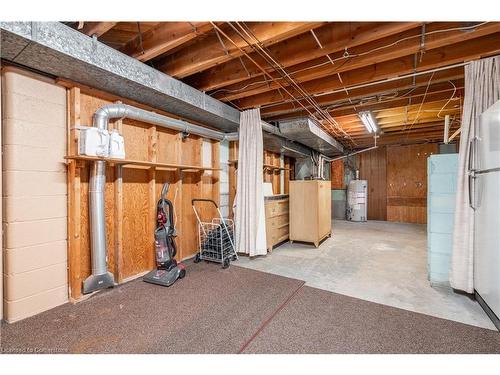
[
  {"xmin": 468, "ymin": 138, "xmax": 475, "ymax": 172},
  {"xmin": 469, "ymin": 173, "xmax": 476, "ymax": 210},
  {"xmin": 468, "ymin": 138, "xmax": 477, "ymax": 210}
]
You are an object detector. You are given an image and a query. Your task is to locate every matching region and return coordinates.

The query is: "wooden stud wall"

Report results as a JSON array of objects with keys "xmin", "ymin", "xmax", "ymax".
[
  {"xmin": 227, "ymin": 141, "xmax": 294, "ymax": 217},
  {"xmin": 65, "ymin": 85, "xmax": 220, "ymax": 300}
]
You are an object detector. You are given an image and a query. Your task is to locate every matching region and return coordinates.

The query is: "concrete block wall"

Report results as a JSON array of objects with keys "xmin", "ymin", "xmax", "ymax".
[
  {"xmin": 2, "ymin": 67, "xmax": 68, "ymax": 322},
  {"xmin": 427, "ymin": 154, "xmax": 458, "ymax": 287}
]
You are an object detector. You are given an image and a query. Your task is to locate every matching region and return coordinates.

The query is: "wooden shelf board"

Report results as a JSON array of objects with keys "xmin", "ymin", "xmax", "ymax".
[
  {"xmin": 65, "ymin": 155, "xmax": 221, "ymax": 171},
  {"xmin": 230, "ymin": 160, "xmax": 290, "ymax": 171}
]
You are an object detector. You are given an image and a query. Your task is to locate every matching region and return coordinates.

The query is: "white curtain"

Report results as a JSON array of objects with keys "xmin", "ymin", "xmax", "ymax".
[
  {"xmin": 234, "ymin": 109, "xmax": 267, "ymax": 256},
  {"xmin": 450, "ymin": 56, "xmax": 500, "ymax": 293}
]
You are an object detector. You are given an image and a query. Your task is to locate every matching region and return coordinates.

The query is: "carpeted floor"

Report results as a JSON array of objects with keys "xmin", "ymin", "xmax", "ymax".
[
  {"xmin": 1, "ymin": 262, "xmax": 499, "ymax": 354},
  {"xmin": 244, "ymin": 286, "xmax": 500, "ymax": 354},
  {"xmin": 0, "ymin": 262, "xmax": 304, "ymax": 354}
]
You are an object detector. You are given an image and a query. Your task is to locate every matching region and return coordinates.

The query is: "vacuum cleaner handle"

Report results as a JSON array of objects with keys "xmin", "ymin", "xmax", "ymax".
[
  {"xmin": 161, "ymin": 182, "xmax": 170, "ymax": 198},
  {"xmin": 191, "ymin": 198, "xmax": 218, "ymax": 208}
]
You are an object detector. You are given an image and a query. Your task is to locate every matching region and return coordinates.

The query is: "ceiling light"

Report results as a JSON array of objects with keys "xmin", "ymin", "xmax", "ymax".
[{"xmin": 358, "ymin": 111, "xmax": 378, "ymax": 133}]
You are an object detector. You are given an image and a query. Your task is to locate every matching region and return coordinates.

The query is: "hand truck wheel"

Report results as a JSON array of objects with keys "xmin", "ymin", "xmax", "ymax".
[
  {"xmin": 231, "ymin": 255, "xmax": 237, "ymax": 261},
  {"xmin": 222, "ymin": 258, "xmax": 230, "ymax": 269},
  {"xmin": 193, "ymin": 253, "xmax": 201, "ymax": 263},
  {"xmin": 179, "ymin": 268, "xmax": 186, "ymax": 279}
]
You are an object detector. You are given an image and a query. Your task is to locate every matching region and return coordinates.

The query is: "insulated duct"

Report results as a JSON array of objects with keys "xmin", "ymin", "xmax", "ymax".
[{"xmin": 278, "ymin": 117, "xmax": 344, "ymax": 157}]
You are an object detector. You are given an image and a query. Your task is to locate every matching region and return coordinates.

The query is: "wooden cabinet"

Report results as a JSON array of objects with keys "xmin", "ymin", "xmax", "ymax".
[
  {"xmin": 289, "ymin": 180, "xmax": 331, "ymax": 247},
  {"xmin": 264, "ymin": 195, "xmax": 289, "ymax": 252}
]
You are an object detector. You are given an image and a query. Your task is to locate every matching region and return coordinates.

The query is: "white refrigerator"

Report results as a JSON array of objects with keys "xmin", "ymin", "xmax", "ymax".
[{"xmin": 472, "ymin": 99, "xmax": 500, "ymax": 329}]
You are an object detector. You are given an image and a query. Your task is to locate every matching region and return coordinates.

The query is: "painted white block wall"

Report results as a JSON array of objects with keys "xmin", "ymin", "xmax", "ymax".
[
  {"xmin": 427, "ymin": 153, "xmax": 459, "ymax": 287},
  {"xmin": 2, "ymin": 67, "xmax": 68, "ymax": 322}
]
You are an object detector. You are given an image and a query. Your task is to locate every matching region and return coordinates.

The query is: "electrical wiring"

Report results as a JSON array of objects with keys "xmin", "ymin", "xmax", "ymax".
[
  {"xmin": 403, "ymin": 71, "xmax": 435, "ymax": 139},
  {"xmin": 230, "ymin": 21, "xmax": 354, "ymax": 143},
  {"xmin": 207, "ymin": 22, "xmax": 487, "ymax": 100},
  {"xmin": 209, "ymin": 22, "xmax": 352, "ymax": 143},
  {"xmin": 436, "ymin": 80, "xmax": 458, "ymax": 118}
]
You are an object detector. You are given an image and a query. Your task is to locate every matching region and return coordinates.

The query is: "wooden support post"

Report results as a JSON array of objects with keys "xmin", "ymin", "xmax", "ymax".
[
  {"xmin": 113, "ymin": 102, "xmax": 124, "ymax": 283},
  {"xmin": 147, "ymin": 126, "xmax": 158, "ymax": 269},
  {"xmin": 67, "ymin": 87, "xmax": 82, "ymax": 301},
  {"xmin": 211, "ymin": 140, "xmax": 221, "ymax": 207},
  {"xmin": 228, "ymin": 141, "xmax": 238, "ymax": 218}
]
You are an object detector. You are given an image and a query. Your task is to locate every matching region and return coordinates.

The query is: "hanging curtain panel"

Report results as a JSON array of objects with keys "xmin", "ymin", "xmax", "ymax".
[
  {"xmin": 450, "ymin": 55, "xmax": 500, "ymax": 293},
  {"xmin": 234, "ymin": 109, "xmax": 267, "ymax": 256}
]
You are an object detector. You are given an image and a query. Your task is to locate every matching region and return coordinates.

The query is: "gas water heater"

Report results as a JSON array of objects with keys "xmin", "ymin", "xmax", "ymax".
[{"xmin": 347, "ymin": 179, "xmax": 368, "ymax": 222}]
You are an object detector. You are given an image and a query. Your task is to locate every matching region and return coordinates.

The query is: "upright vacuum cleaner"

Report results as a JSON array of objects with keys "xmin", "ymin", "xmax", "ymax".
[{"xmin": 143, "ymin": 183, "xmax": 186, "ymax": 287}]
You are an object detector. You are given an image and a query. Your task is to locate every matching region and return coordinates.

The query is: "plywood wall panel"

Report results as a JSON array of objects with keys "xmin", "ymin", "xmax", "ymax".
[
  {"xmin": 180, "ymin": 136, "xmax": 202, "ymax": 166},
  {"xmin": 66, "ymin": 83, "xmax": 221, "ymax": 299},
  {"xmin": 228, "ymin": 141, "xmax": 291, "ymax": 217},
  {"xmin": 386, "ymin": 143, "xmax": 438, "ymax": 224},
  {"xmin": 331, "ymin": 159, "xmax": 344, "ymax": 190},
  {"xmin": 121, "ymin": 121, "xmax": 150, "ymax": 161},
  {"xmin": 181, "ymin": 173, "xmax": 202, "ymax": 259},
  {"xmin": 157, "ymin": 129, "xmax": 180, "ymax": 164},
  {"xmin": 121, "ymin": 168, "xmax": 152, "ymax": 278},
  {"xmin": 358, "ymin": 147, "xmax": 387, "ymax": 221}
]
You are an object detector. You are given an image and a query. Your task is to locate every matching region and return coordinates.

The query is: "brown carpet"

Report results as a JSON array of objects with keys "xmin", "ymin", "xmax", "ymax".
[
  {"xmin": 0, "ymin": 262, "xmax": 304, "ymax": 354},
  {"xmin": 242, "ymin": 286, "xmax": 500, "ymax": 354},
  {"xmin": 2, "ymin": 264, "xmax": 499, "ymax": 354}
]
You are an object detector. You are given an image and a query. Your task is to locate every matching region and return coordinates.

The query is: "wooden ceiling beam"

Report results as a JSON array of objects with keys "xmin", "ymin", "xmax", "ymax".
[
  {"xmin": 262, "ymin": 68, "xmax": 464, "ymax": 118},
  {"xmin": 353, "ymin": 129, "xmax": 451, "ymax": 143},
  {"xmin": 120, "ymin": 22, "xmax": 214, "ymax": 62},
  {"xmin": 79, "ymin": 22, "xmax": 117, "ymax": 37},
  {"xmin": 232, "ymin": 32, "xmax": 500, "ymax": 109},
  {"xmin": 330, "ymin": 90, "xmax": 463, "ymax": 119},
  {"xmin": 353, "ymin": 135, "xmax": 451, "ymax": 148},
  {"xmin": 346, "ymin": 121, "xmax": 453, "ymax": 136},
  {"xmin": 220, "ymin": 24, "xmax": 500, "ymax": 103},
  {"xmin": 263, "ymin": 74, "xmax": 464, "ymax": 120},
  {"xmin": 185, "ymin": 22, "xmax": 421, "ymax": 91},
  {"xmin": 157, "ymin": 22, "xmax": 325, "ymax": 78}
]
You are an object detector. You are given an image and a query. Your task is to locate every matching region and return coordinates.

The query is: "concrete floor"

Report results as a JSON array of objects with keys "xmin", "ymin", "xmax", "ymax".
[{"xmin": 237, "ymin": 220, "xmax": 496, "ymax": 330}]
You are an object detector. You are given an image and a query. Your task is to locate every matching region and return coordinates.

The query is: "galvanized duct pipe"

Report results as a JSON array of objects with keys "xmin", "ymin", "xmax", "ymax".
[
  {"xmin": 83, "ymin": 103, "xmax": 234, "ymax": 294},
  {"xmin": 83, "ymin": 103, "xmax": 310, "ymax": 294}
]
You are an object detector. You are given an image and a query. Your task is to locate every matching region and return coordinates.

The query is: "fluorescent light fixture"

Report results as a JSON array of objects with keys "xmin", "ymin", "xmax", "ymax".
[{"xmin": 358, "ymin": 111, "xmax": 378, "ymax": 133}]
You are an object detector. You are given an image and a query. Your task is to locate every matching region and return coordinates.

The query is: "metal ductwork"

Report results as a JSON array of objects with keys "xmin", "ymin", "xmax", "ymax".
[
  {"xmin": 278, "ymin": 117, "xmax": 344, "ymax": 157},
  {"xmin": 0, "ymin": 22, "xmax": 329, "ymax": 159},
  {"xmin": 260, "ymin": 121, "xmax": 313, "ymax": 158},
  {"xmin": 83, "ymin": 104, "xmax": 238, "ymax": 294},
  {"xmin": 0, "ymin": 22, "xmax": 240, "ymax": 131},
  {"xmin": 83, "ymin": 104, "xmax": 311, "ymax": 293}
]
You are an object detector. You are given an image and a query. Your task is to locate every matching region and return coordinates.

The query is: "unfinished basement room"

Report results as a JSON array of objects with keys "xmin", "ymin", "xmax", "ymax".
[{"xmin": 1, "ymin": 1, "xmax": 500, "ymax": 372}]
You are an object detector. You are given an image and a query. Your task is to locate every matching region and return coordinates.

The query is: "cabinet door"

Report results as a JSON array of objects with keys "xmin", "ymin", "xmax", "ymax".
[
  {"xmin": 318, "ymin": 181, "xmax": 332, "ymax": 237},
  {"xmin": 290, "ymin": 181, "xmax": 316, "ymax": 242}
]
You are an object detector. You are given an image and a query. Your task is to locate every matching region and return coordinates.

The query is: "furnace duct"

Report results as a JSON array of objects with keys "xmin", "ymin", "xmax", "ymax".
[{"xmin": 83, "ymin": 104, "xmax": 314, "ymax": 294}]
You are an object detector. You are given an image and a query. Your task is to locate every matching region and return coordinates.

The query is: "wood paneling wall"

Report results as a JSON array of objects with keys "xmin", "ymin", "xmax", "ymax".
[
  {"xmin": 358, "ymin": 147, "xmax": 387, "ymax": 221},
  {"xmin": 66, "ymin": 85, "xmax": 220, "ymax": 300},
  {"xmin": 330, "ymin": 159, "xmax": 345, "ymax": 189},
  {"xmin": 227, "ymin": 141, "xmax": 294, "ymax": 217},
  {"xmin": 358, "ymin": 143, "xmax": 437, "ymax": 223},
  {"xmin": 386, "ymin": 143, "xmax": 438, "ymax": 224}
]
